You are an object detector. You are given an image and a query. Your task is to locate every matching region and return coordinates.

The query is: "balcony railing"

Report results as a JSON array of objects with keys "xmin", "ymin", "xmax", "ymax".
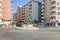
[
  {"xmin": 41, "ymin": 17, "xmax": 44, "ymax": 19},
  {"xmin": 51, "ymin": 6, "xmax": 56, "ymax": 9},
  {"xmin": 41, "ymin": 13, "xmax": 44, "ymax": 15},
  {"xmin": 50, "ymin": 9, "xmax": 56, "ymax": 13},
  {"xmin": 41, "ymin": 9, "xmax": 44, "ymax": 12},
  {"xmin": 51, "ymin": 1, "xmax": 56, "ymax": 4},
  {"xmin": 50, "ymin": 19, "xmax": 56, "ymax": 22}
]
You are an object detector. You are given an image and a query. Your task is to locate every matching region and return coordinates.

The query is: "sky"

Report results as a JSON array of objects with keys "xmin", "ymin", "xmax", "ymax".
[{"xmin": 12, "ymin": 0, "xmax": 42, "ymax": 14}]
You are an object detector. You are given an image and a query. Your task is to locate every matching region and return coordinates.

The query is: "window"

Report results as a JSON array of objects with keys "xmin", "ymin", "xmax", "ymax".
[
  {"xmin": 0, "ymin": 3, "xmax": 2, "ymax": 6},
  {"xmin": 58, "ymin": 12, "xmax": 60, "ymax": 15},
  {"xmin": 58, "ymin": 7, "xmax": 60, "ymax": 10},
  {"xmin": 0, "ymin": 9, "xmax": 2, "ymax": 11},
  {"xmin": 57, "ymin": 2, "xmax": 60, "ymax": 5},
  {"xmin": 0, "ymin": 13, "xmax": 2, "ymax": 16},
  {"xmin": 46, "ymin": 3, "xmax": 47, "ymax": 5},
  {"xmin": 49, "ymin": 0, "xmax": 51, "ymax": 1},
  {"xmin": 58, "ymin": 17, "xmax": 60, "ymax": 19},
  {"xmin": 58, "ymin": 23, "xmax": 60, "ymax": 25}
]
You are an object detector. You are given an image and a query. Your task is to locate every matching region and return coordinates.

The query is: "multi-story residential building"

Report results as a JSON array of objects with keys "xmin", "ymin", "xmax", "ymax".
[
  {"xmin": 16, "ymin": 6, "xmax": 23, "ymax": 25},
  {"xmin": 16, "ymin": 6, "xmax": 25, "ymax": 26},
  {"xmin": 21, "ymin": 7, "xmax": 25, "ymax": 23},
  {"xmin": 0, "ymin": 0, "xmax": 12, "ymax": 26},
  {"xmin": 43, "ymin": 0, "xmax": 60, "ymax": 26},
  {"xmin": 22, "ymin": 1, "xmax": 43, "ymax": 24},
  {"xmin": 16, "ymin": 6, "xmax": 22, "ymax": 22},
  {"xmin": 40, "ymin": 2, "xmax": 44, "ymax": 23}
]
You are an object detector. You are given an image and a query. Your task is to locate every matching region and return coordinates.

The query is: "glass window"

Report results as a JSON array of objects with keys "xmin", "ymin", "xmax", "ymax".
[
  {"xmin": 58, "ymin": 7, "xmax": 60, "ymax": 10},
  {"xmin": 58, "ymin": 17, "xmax": 60, "ymax": 19},
  {"xmin": 58, "ymin": 23, "xmax": 60, "ymax": 25},
  {"xmin": 58, "ymin": 12, "xmax": 60, "ymax": 15},
  {"xmin": 57, "ymin": 2, "xmax": 60, "ymax": 5}
]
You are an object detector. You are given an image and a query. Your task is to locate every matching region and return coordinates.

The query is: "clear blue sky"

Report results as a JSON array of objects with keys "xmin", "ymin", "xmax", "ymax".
[{"xmin": 12, "ymin": 0, "xmax": 42, "ymax": 14}]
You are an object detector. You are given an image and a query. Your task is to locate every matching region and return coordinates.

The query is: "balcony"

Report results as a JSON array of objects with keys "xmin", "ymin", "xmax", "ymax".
[
  {"xmin": 50, "ymin": 16, "xmax": 56, "ymax": 22},
  {"xmin": 42, "ymin": 2, "xmax": 44, "ymax": 5},
  {"xmin": 41, "ymin": 6, "xmax": 44, "ymax": 9},
  {"xmin": 42, "ymin": 20, "xmax": 44, "ymax": 22},
  {"xmin": 51, "ymin": 6, "xmax": 56, "ymax": 9},
  {"xmin": 50, "ymin": 11, "xmax": 56, "ymax": 16},
  {"xmin": 51, "ymin": 1, "xmax": 56, "ymax": 8},
  {"xmin": 41, "ymin": 17, "xmax": 44, "ymax": 19},
  {"xmin": 29, "ymin": 3, "xmax": 32, "ymax": 6},
  {"xmin": 0, "ymin": 3, "xmax": 2, "ymax": 6},
  {"xmin": 0, "ymin": 13, "xmax": 2, "ymax": 16},
  {"xmin": 50, "ymin": 14, "xmax": 56, "ymax": 17},
  {"xmin": 0, "ymin": 9, "xmax": 2, "ymax": 11},
  {"xmin": 50, "ymin": 16, "xmax": 56, "ymax": 19},
  {"xmin": 50, "ymin": 8, "xmax": 56, "ymax": 12},
  {"xmin": 0, "ymin": 0, "xmax": 2, "ymax": 1},
  {"xmin": 51, "ymin": 1, "xmax": 56, "ymax": 4},
  {"xmin": 41, "ymin": 13, "xmax": 44, "ymax": 15},
  {"xmin": 41, "ymin": 9, "xmax": 44, "ymax": 12},
  {"xmin": 42, "ymin": 6, "xmax": 44, "ymax": 8},
  {"xmin": 50, "ymin": 19, "xmax": 56, "ymax": 22},
  {"xmin": 50, "ymin": 9, "xmax": 56, "ymax": 14}
]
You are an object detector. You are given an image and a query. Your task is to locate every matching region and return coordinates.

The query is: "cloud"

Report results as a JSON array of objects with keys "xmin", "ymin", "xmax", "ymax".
[{"xmin": 20, "ymin": 6, "xmax": 22, "ymax": 7}]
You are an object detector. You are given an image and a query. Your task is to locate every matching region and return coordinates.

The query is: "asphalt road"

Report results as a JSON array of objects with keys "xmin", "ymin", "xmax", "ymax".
[{"xmin": 0, "ymin": 30, "xmax": 60, "ymax": 40}]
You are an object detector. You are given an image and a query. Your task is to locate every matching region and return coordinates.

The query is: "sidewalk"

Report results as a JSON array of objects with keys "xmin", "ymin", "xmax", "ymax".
[
  {"xmin": 12, "ymin": 26, "xmax": 60, "ymax": 31},
  {"xmin": 14, "ymin": 27, "xmax": 40, "ymax": 30}
]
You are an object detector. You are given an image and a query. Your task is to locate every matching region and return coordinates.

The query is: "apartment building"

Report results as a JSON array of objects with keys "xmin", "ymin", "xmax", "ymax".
[
  {"xmin": 22, "ymin": 1, "xmax": 43, "ymax": 24},
  {"xmin": 0, "ymin": 0, "xmax": 12, "ymax": 26},
  {"xmin": 21, "ymin": 7, "xmax": 25, "ymax": 23},
  {"xmin": 43, "ymin": 0, "xmax": 60, "ymax": 26},
  {"xmin": 16, "ymin": 6, "xmax": 22, "ymax": 22},
  {"xmin": 16, "ymin": 6, "xmax": 23, "ymax": 25}
]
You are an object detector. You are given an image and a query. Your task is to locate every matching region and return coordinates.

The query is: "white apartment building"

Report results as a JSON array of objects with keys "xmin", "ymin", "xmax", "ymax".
[
  {"xmin": 22, "ymin": 1, "xmax": 43, "ymax": 24},
  {"xmin": 43, "ymin": 0, "xmax": 60, "ymax": 26}
]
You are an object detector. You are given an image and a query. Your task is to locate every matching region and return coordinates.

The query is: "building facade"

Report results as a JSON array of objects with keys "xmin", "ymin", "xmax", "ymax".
[
  {"xmin": 22, "ymin": 1, "xmax": 43, "ymax": 24},
  {"xmin": 43, "ymin": 0, "xmax": 60, "ymax": 26},
  {"xmin": 0, "ymin": 0, "xmax": 12, "ymax": 26},
  {"xmin": 16, "ymin": 1, "xmax": 44, "ymax": 25},
  {"xmin": 16, "ymin": 6, "xmax": 23, "ymax": 25}
]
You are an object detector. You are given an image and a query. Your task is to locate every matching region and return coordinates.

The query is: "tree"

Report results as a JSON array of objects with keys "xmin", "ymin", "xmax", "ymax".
[
  {"xmin": 31, "ymin": 20, "xmax": 38, "ymax": 24},
  {"xmin": 11, "ymin": 18, "xmax": 16, "ymax": 21}
]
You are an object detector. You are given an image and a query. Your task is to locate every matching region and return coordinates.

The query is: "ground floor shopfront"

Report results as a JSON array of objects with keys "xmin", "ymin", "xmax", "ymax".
[{"xmin": 45, "ymin": 22, "xmax": 60, "ymax": 27}]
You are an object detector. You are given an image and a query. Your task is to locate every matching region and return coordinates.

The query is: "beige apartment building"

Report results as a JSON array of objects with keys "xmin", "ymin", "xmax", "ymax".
[{"xmin": 43, "ymin": 0, "xmax": 60, "ymax": 26}]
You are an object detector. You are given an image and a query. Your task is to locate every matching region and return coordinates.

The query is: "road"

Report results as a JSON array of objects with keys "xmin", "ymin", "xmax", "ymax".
[{"xmin": 0, "ymin": 29, "xmax": 60, "ymax": 40}]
